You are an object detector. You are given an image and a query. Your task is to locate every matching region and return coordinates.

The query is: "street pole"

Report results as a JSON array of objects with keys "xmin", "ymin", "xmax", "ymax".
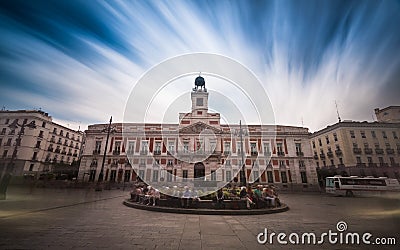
[
  {"xmin": 0, "ymin": 121, "xmax": 36, "ymax": 200},
  {"xmin": 239, "ymin": 120, "xmax": 247, "ymax": 186},
  {"xmin": 95, "ymin": 116, "xmax": 112, "ymax": 191}
]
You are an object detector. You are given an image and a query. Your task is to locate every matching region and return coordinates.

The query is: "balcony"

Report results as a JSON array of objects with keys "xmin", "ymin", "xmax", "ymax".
[
  {"xmin": 61, "ymin": 151, "xmax": 66, "ymax": 155},
  {"xmin": 153, "ymin": 150, "xmax": 161, "ymax": 155},
  {"xmin": 264, "ymin": 151, "xmax": 272, "ymax": 157},
  {"xmin": 63, "ymin": 142, "xmax": 68, "ymax": 146},
  {"xmin": 364, "ymin": 148, "xmax": 373, "ymax": 154},
  {"xmin": 90, "ymin": 162, "xmax": 98, "ymax": 167},
  {"xmin": 93, "ymin": 150, "xmax": 100, "ymax": 155},
  {"xmin": 47, "ymin": 148, "xmax": 53, "ymax": 152},
  {"xmin": 251, "ymin": 151, "xmax": 258, "ymax": 157},
  {"xmin": 296, "ymin": 151, "xmax": 304, "ymax": 157},
  {"xmin": 327, "ymin": 151, "xmax": 334, "ymax": 158},
  {"xmin": 224, "ymin": 151, "xmax": 230, "ymax": 156},
  {"xmin": 353, "ymin": 148, "xmax": 362, "ymax": 154},
  {"xmin": 113, "ymin": 150, "xmax": 120, "ymax": 155},
  {"xmin": 368, "ymin": 163, "xmax": 377, "ymax": 167},
  {"xmin": 50, "ymin": 139, "xmax": 55, "ymax": 143},
  {"xmin": 386, "ymin": 148, "xmax": 394, "ymax": 155},
  {"xmin": 140, "ymin": 150, "xmax": 148, "ymax": 155},
  {"xmin": 313, "ymin": 154, "xmax": 318, "ymax": 160},
  {"xmin": 57, "ymin": 141, "xmax": 62, "ymax": 145},
  {"xmin": 75, "ymin": 146, "xmax": 79, "ymax": 149},
  {"xmin": 277, "ymin": 151, "xmax": 285, "ymax": 156},
  {"xmin": 335, "ymin": 150, "xmax": 343, "ymax": 156},
  {"xmin": 4, "ymin": 142, "xmax": 11, "ymax": 146},
  {"xmin": 67, "ymin": 153, "xmax": 72, "ymax": 156},
  {"xmin": 54, "ymin": 149, "xmax": 61, "ymax": 153},
  {"xmin": 73, "ymin": 153, "xmax": 78, "ymax": 157},
  {"xmin": 31, "ymin": 157, "xmax": 37, "ymax": 161},
  {"xmin": 375, "ymin": 148, "xmax": 384, "ymax": 154},
  {"xmin": 319, "ymin": 153, "xmax": 326, "ymax": 159}
]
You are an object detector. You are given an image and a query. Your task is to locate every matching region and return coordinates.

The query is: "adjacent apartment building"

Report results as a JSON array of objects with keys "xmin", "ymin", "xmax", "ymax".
[
  {"xmin": 78, "ymin": 77, "xmax": 319, "ymax": 190},
  {"xmin": 0, "ymin": 110, "xmax": 84, "ymax": 177},
  {"xmin": 310, "ymin": 119, "xmax": 400, "ymax": 179}
]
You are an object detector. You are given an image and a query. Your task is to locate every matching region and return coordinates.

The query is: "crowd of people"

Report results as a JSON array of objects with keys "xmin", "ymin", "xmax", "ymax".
[{"xmin": 130, "ymin": 183, "xmax": 281, "ymax": 209}]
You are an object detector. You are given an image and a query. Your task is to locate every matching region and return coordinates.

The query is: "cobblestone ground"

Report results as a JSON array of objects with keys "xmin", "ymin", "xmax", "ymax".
[{"xmin": 0, "ymin": 186, "xmax": 399, "ymax": 249}]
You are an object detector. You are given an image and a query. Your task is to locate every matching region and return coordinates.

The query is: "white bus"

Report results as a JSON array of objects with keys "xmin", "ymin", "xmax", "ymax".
[{"xmin": 325, "ymin": 176, "xmax": 400, "ymax": 197}]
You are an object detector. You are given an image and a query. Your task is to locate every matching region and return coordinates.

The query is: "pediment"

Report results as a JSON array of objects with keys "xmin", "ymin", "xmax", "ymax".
[{"xmin": 179, "ymin": 122, "xmax": 222, "ymax": 134}]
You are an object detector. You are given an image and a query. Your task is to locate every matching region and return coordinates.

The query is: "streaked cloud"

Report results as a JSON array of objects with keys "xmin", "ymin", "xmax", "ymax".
[{"xmin": 0, "ymin": 0, "xmax": 399, "ymax": 132}]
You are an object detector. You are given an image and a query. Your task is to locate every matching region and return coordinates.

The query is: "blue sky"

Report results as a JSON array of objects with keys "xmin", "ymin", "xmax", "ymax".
[{"xmin": 0, "ymin": 0, "xmax": 399, "ymax": 132}]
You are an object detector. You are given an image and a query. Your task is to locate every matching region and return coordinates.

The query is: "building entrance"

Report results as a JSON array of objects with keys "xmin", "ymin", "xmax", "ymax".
[{"xmin": 194, "ymin": 162, "xmax": 205, "ymax": 179}]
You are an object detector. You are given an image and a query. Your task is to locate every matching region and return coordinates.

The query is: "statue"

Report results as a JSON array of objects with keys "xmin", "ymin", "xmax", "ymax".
[{"xmin": 194, "ymin": 75, "xmax": 206, "ymax": 91}]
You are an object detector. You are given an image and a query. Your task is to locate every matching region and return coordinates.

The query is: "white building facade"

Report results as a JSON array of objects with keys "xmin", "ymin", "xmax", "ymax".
[
  {"xmin": 0, "ymin": 110, "xmax": 84, "ymax": 177},
  {"xmin": 79, "ymin": 77, "xmax": 318, "ymax": 190}
]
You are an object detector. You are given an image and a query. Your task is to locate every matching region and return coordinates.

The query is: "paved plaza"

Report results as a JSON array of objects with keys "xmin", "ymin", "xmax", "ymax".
[{"xmin": 0, "ymin": 185, "xmax": 399, "ymax": 249}]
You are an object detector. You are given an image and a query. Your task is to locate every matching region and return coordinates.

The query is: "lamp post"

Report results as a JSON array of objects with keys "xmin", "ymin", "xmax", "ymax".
[
  {"xmin": 95, "ymin": 116, "xmax": 112, "ymax": 191},
  {"xmin": 0, "ymin": 120, "xmax": 37, "ymax": 200},
  {"xmin": 234, "ymin": 120, "xmax": 247, "ymax": 186}
]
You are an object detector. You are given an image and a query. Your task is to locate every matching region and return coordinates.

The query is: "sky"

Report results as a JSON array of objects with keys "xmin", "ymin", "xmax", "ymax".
[{"xmin": 0, "ymin": 0, "xmax": 399, "ymax": 132}]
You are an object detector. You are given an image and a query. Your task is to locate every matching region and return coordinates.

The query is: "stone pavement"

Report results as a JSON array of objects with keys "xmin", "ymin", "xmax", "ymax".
[{"xmin": 0, "ymin": 185, "xmax": 399, "ymax": 249}]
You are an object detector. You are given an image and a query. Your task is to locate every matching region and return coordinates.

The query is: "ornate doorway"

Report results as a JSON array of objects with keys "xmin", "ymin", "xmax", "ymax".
[{"xmin": 194, "ymin": 162, "xmax": 205, "ymax": 179}]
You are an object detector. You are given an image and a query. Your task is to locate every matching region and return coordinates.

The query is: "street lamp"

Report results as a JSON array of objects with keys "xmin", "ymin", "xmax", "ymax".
[
  {"xmin": 234, "ymin": 120, "xmax": 248, "ymax": 186},
  {"xmin": 0, "ymin": 120, "xmax": 37, "ymax": 200},
  {"xmin": 95, "ymin": 116, "xmax": 113, "ymax": 191}
]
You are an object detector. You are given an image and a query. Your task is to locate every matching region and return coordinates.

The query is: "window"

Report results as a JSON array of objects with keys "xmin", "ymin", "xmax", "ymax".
[
  {"xmin": 326, "ymin": 136, "xmax": 330, "ymax": 144},
  {"xmin": 60, "ymin": 130, "xmax": 63, "ymax": 136},
  {"xmin": 374, "ymin": 143, "xmax": 380, "ymax": 149},
  {"xmin": 279, "ymin": 160, "xmax": 285, "ymax": 167},
  {"xmin": 252, "ymin": 170, "xmax": 259, "ymax": 182},
  {"xmin": 23, "ymin": 119, "xmax": 27, "ymax": 124},
  {"xmin": 126, "ymin": 141, "xmax": 134, "ymax": 153},
  {"xmin": 385, "ymin": 143, "xmax": 391, "ymax": 149},
  {"xmin": 167, "ymin": 159, "xmax": 173, "ymax": 166},
  {"xmin": 363, "ymin": 143, "xmax": 369, "ymax": 149},
  {"xmin": 168, "ymin": 141, "xmax": 175, "ymax": 153},
  {"xmin": 2, "ymin": 150, "xmax": 8, "ymax": 158},
  {"xmin": 367, "ymin": 157, "xmax": 372, "ymax": 164},
  {"xmin": 361, "ymin": 131, "xmax": 366, "ymax": 138},
  {"xmin": 152, "ymin": 170, "xmax": 159, "ymax": 182},
  {"xmin": 42, "ymin": 121, "xmax": 46, "ymax": 128},
  {"xmin": 379, "ymin": 157, "xmax": 384, "ymax": 165},
  {"xmin": 300, "ymin": 172, "xmax": 308, "ymax": 183},
  {"xmin": 196, "ymin": 98, "xmax": 203, "ymax": 106},
  {"xmin": 371, "ymin": 131, "xmax": 376, "ymax": 138},
  {"xmin": 35, "ymin": 141, "xmax": 41, "ymax": 148},
  {"xmin": 141, "ymin": 140, "xmax": 148, "ymax": 153},
  {"xmin": 250, "ymin": 142, "xmax": 257, "ymax": 153},
  {"xmin": 32, "ymin": 152, "xmax": 37, "ymax": 160},
  {"xmin": 224, "ymin": 142, "xmax": 231, "ymax": 153},
  {"xmin": 154, "ymin": 142, "xmax": 161, "ymax": 153},
  {"xmin": 356, "ymin": 157, "xmax": 362, "ymax": 164},
  {"xmin": 226, "ymin": 171, "xmax": 232, "ymax": 182},
  {"xmin": 263, "ymin": 143, "xmax": 271, "ymax": 154},
  {"xmin": 138, "ymin": 170, "xmax": 145, "ymax": 180},
  {"xmin": 5, "ymin": 118, "xmax": 9, "ymax": 124},
  {"xmin": 350, "ymin": 131, "xmax": 355, "ymax": 138},
  {"xmin": 182, "ymin": 170, "xmax": 188, "ymax": 181},
  {"xmin": 390, "ymin": 157, "xmax": 395, "ymax": 165},
  {"xmin": 183, "ymin": 141, "xmax": 189, "ymax": 152},
  {"xmin": 393, "ymin": 131, "xmax": 398, "ymax": 139},
  {"xmin": 295, "ymin": 143, "xmax": 302, "ymax": 154},
  {"xmin": 330, "ymin": 159, "xmax": 334, "ymax": 166},
  {"xmin": 211, "ymin": 170, "xmax": 216, "ymax": 181},
  {"xmin": 267, "ymin": 171, "xmax": 274, "ymax": 183},
  {"xmin": 281, "ymin": 171, "xmax": 288, "ymax": 183},
  {"xmin": 95, "ymin": 141, "xmax": 102, "ymax": 153},
  {"xmin": 39, "ymin": 130, "xmax": 44, "ymax": 138},
  {"xmin": 29, "ymin": 164, "xmax": 34, "ymax": 171},
  {"xmin": 114, "ymin": 141, "xmax": 121, "ymax": 153},
  {"xmin": 237, "ymin": 142, "xmax": 242, "ymax": 154},
  {"xmin": 209, "ymin": 140, "xmax": 216, "ymax": 152},
  {"xmin": 225, "ymin": 159, "xmax": 231, "ymax": 166},
  {"xmin": 339, "ymin": 158, "xmax": 343, "ymax": 165},
  {"xmin": 318, "ymin": 138, "xmax": 322, "ymax": 146},
  {"xmin": 382, "ymin": 131, "xmax": 387, "ymax": 139},
  {"xmin": 6, "ymin": 138, "xmax": 11, "ymax": 146},
  {"xmin": 277, "ymin": 143, "xmax": 283, "ymax": 154},
  {"xmin": 312, "ymin": 141, "xmax": 315, "ymax": 148},
  {"xmin": 333, "ymin": 133, "xmax": 338, "ymax": 142},
  {"xmin": 167, "ymin": 170, "xmax": 173, "ymax": 182},
  {"xmin": 1, "ymin": 128, "xmax": 5, "ymax": 135}
]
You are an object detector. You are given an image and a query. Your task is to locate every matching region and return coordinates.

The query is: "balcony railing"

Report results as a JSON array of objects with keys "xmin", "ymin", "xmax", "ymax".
[
  {"xmin": 296, "ymin": 151, "xmax": 304, "ymax": 157},
  {"xmin": 319, "ymin": 153, "xmax": 326, "ymax": 159},
  {"xmin": 67, "ymin": 153, "xmax": 72, "ymax": 156},
  {"xmin": 375, "ymin": 148, "xmax": 384, "ymax": 154},
  {"xmin": 47, "ymin": 148, "xmax": 53, "ymax": 152},
  {"xmin": 73, "ymin": 153, "xmax": 78, "ymax": 157},
  {"xmin": 57, "ymin": 141, "xmax": 62, "ymax": 145},
  {"xmin": 353, "ymin": 148, "xmax": 362, "ymax": 154},
  {"xmin": 364, "ymin": 148, "xmax": 373, "ymax": 154},
  {"xmin": 113, "ymin": 150, "xmax": 120, "ymax": 155},
  {"xmin": 251, "ymin": 151, "xmax": 258, "ymax": 156},
  {"xmin": 327, "ymin": 151, "xmax": 334, "ymax": 158},
  {"xmin": 61, "ymin": 151, "xmax": 66, "ymax": 155},
  {"xmin": 140, "ymin": 150, "xmax": 148, "ymax": 155},
  {"xmin": 153, "ymin": 150, "xmax": 161, "ymax": 155},
  {"xmin": 335, "ymin": 150, "xmax": 343, "ymax": 156},
  {"xmin": 313, "ymin": 154, "xmax": 318, "ymax": 160},
  {"xmin": 386, "ymin": 148, "xmax": 394, "ymax": 154},
  {"xmin": 54, "ymin": 149, "xmax": 61, "ymax": 153},
  {"xmin": 75, "ymin": 146, "xmax": 79, "ymax": 149},
  {"xmin": 93, "ymin": 150, "xmax": 100, "ymax": 155},
  {"xmin": 277, "ymin": 151, "xmax": 285, "ymax": 156},
  {"xmin": 4, "ymin": 142, "xmax": 11, "ymax": 146},
  {"xmin": 224, "ymin": 151, "xmax": 230, "ymax": 156}
]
